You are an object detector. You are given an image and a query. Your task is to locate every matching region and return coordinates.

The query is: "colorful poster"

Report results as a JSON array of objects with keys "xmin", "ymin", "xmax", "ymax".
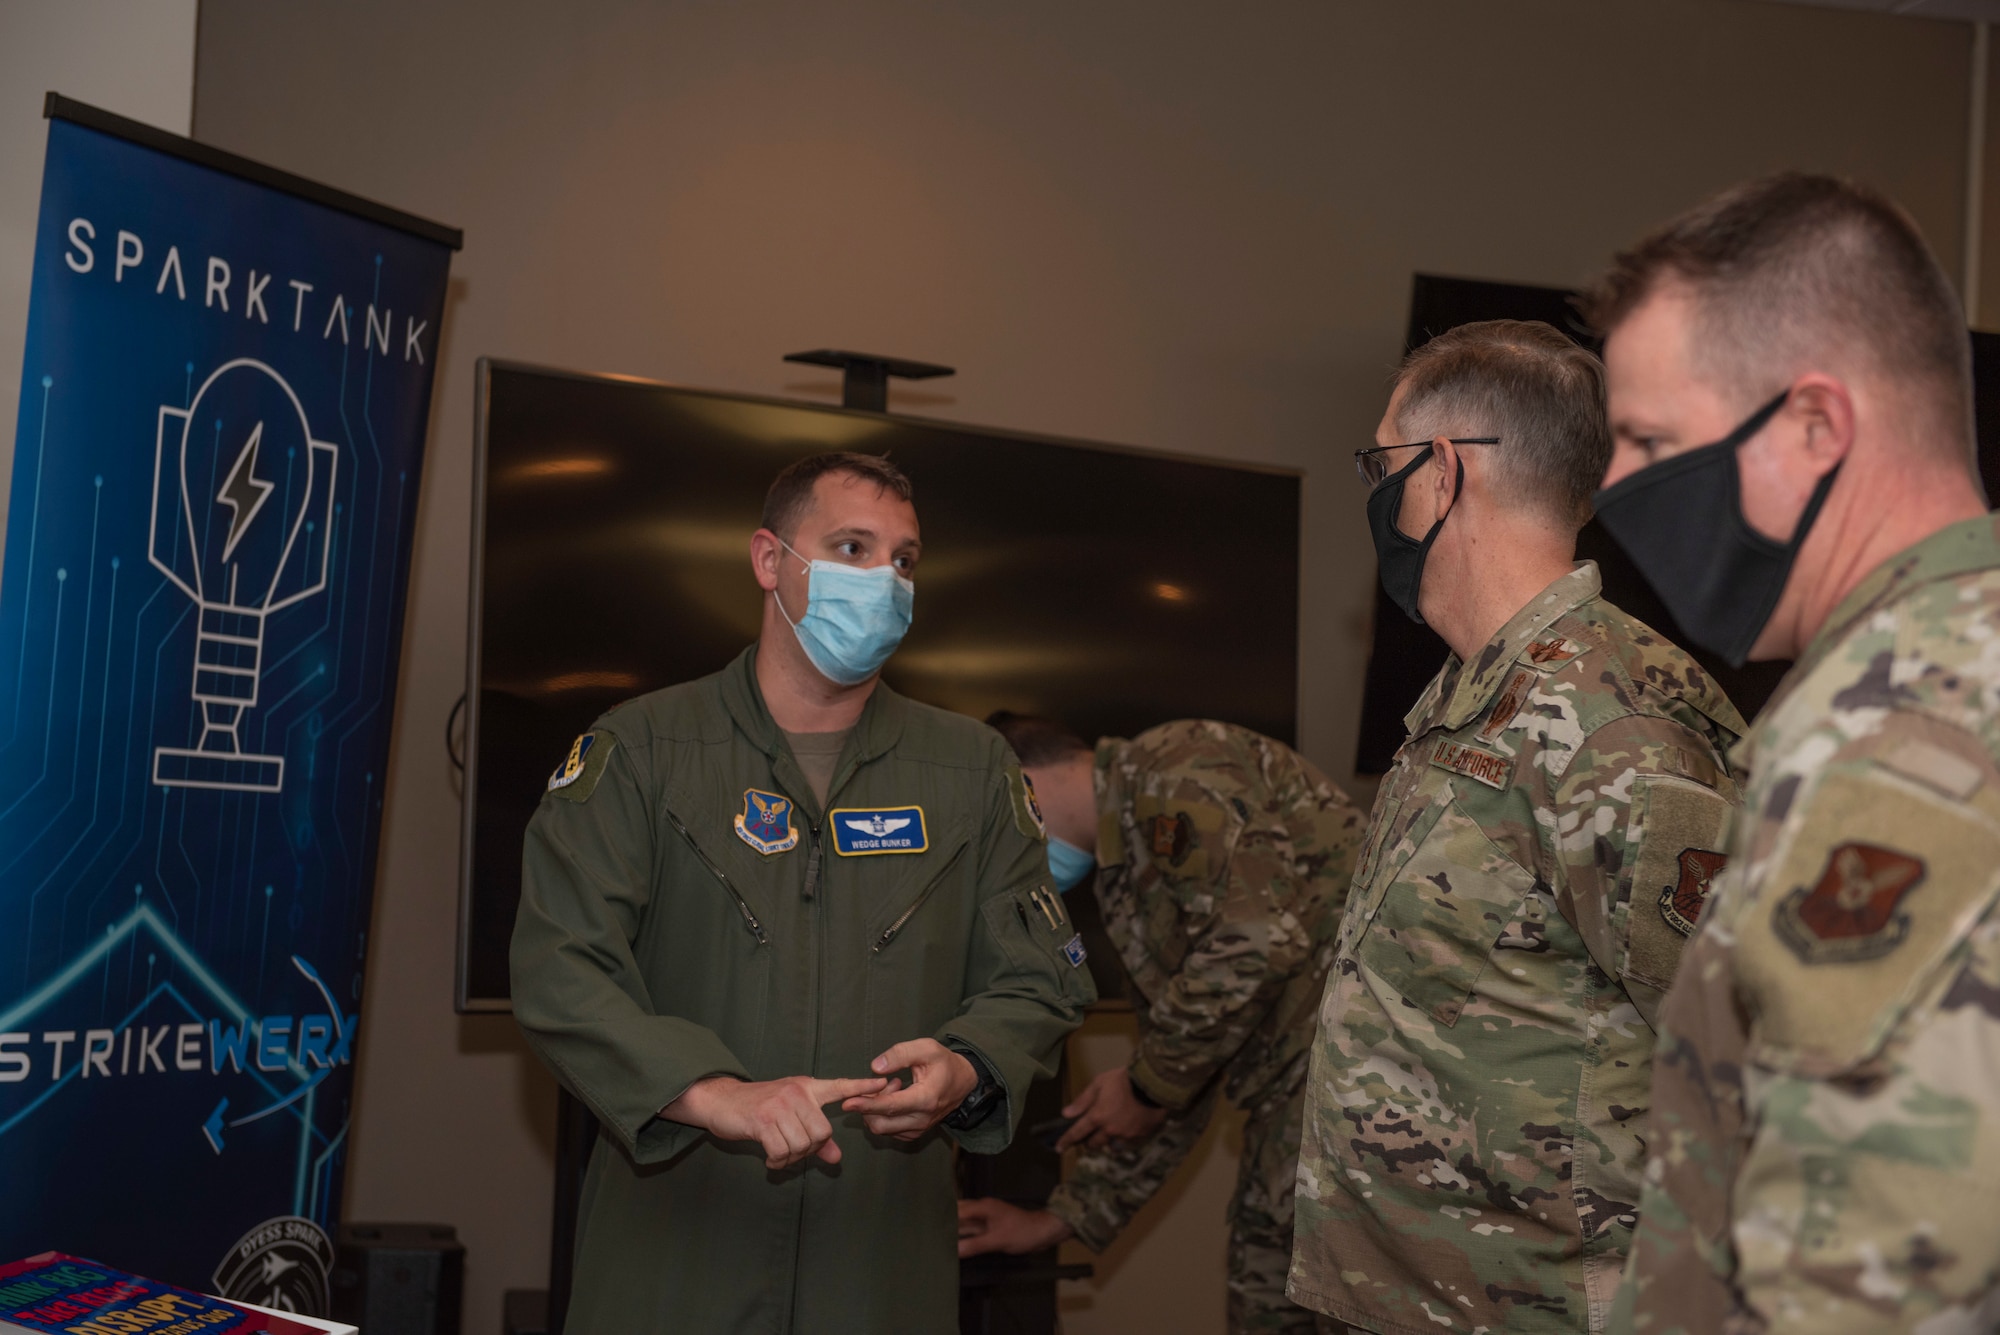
[{"xmin": 0, "ymin": 100, "xmax": 457, "ymax": 1311}]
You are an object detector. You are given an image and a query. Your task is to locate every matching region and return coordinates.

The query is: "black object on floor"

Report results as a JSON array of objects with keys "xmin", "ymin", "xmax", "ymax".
[{"xmin": 330, "ymin": 1221, "xmax": 465, "ymax": 1335}]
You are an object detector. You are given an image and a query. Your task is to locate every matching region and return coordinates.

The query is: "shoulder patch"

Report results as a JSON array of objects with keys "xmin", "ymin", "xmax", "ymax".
[
  {"xmin": 1008, "ymin": 767, "xmax": 1047, "ymax": 841},
  {"xmin": 1625, "ymin": 777, "xmax": 1735, "ymax": 990},
  {"xmin": 1660, "ymin": 848, "xmax": 1728, "ymax": 937},
  {"xmin": 1430, "ymin": 739, "xmax": 1510, "ymax": 790},
  {"xmin": 1775, "ymin": 843, "xmax": 1926, "ymax": 964},
  {"xmin": 1736, "ymin": 766, "xmax": 2000, "ymax": 1072},
  {"xmin": 548, "ymin": 732, "xmax": 615, "ymax": 803}
]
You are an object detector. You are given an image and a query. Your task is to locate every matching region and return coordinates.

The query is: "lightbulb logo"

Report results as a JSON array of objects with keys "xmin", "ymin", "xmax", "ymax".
[{"xmin": 150, "ymin": 359, "xmax": 337, "ymax": 793}]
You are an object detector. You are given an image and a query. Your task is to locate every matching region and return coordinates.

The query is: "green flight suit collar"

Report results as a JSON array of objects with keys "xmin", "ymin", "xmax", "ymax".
[
  {"xmin": 718, "ymin": 643, "xmax": 909, "ymax": 819},
  {"xmin": 1407, "ymin": 561, "xmax": 1601, "ymax": 737},
  {"xmin": 1791, "ymin": 514, "xmax": 2000, "ymax": 683}
]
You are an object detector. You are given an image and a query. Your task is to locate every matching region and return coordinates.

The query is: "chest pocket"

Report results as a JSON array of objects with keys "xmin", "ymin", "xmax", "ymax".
[{"xmin": 1354, "ymin": 791, "xmax": 1536, "ymax": 1027}]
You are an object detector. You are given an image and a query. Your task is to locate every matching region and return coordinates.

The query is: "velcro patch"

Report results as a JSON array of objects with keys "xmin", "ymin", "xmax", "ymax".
[
  {"xmin": 830, "ymin": 805, "xmax": 929, "ymax": 856},
  {"xmin": 1775, "ymin": 843, "xmax": 1926, "ymax": 964},
  {"xmin": 1625, "ymin": 777, "xmax": 1734, "ymax": 990},
  {"xmin": 1477, "ymin": 668, "xmax": 1537, "ymax": 743},
  {"xmin": 1009, "ymin": 767, "xmax": 1047, "ymax": 842},
  {"xmin": 1660, "ymin": 849, "xmax": 1727, "ymax": 936},
  {"xmin": 1430, "ymin": 739, "xmax": 1509, "ymax": 790},
  {"xmin": 1737, "ymin": 765, "xmax": 2000, "ymax": 1072},
  {"xmin": 1061, "ymin": 934, "xmax": 1087, "ymax": 967},
  {"xmin": 547, "ymin": 731, "xmax": 615, "ymax": 803},
  {"xmin": 1525, "ymin": 636, "xmax": 1583, "ymax": 668}
]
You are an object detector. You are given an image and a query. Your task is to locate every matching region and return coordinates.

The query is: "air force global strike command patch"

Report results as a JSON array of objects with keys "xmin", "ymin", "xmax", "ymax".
[
  {"xmin": 1660, "ymin": 847, "xmax": 1728, "ymax": 937},
  {"xmin": 735, "ymin": 788, "xmax": 799, "ymax": 855},
  {"xmin": 548, "ymin": 731, "xmax": 616, "ymax": 803},
  {"xmin": 1777, "ymin": 842, "xmax": 1927, "ymax": 964},
  {"xmin": 831, "ymin": 805, "xmax": 928, "ymax": 856}
]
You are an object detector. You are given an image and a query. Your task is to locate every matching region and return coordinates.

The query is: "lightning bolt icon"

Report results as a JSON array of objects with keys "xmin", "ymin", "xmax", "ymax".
[{"xmin": 216, "ymin": 419, "xmax": 275, "ymax": 562}]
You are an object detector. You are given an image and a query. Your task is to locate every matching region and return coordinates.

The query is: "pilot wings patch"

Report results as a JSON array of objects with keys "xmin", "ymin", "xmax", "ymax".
[{"xmin": 829, "ymin": 805, "xmax": 929, "ymax": 856}]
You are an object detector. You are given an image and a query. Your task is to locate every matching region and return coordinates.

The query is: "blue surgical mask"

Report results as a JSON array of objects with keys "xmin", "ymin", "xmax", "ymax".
[
  {"xmin": 775, "ymin": 540, "xmax": 915, "ymax": 686},
  {"xmin": 1046, "ymin": 836, "xmax": 1096, "ymax": 892}
]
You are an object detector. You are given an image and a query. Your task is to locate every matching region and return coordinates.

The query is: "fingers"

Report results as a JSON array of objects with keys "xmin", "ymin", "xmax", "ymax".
[
  {"xmin": 1055, "ymin": 1110, "xmax": 1105, "ymax": 1152},
  {"xmin": 810, "ymin": 1075, "xmax": 890, "ymax": 1106},
  {"xmin": 1061, "ymin": 1079, "xmax": 1103, "ymax": 1119},
  {"xmin": 844, "ymin": 1080, "xmax": 929, "ymax": 1116},
  {"xmin": 870, "ymin": 1037, "xmax": 941, "ymax": 1076}
]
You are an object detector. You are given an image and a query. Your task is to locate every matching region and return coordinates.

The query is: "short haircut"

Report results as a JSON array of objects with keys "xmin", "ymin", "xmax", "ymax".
[
  {"xmin": 985, "ymin": 711, "xmax": 1091, "ymax": 768},
  {"xmin": 1584, "ymin": 172, "xmax": 1972, "ymax": 454},
  {"xmin": 761, "ymin": 452, "xmax": 914, "ymax": 539},
  {"xmin": 1393, "ymin": 319, "xmax": 1609, "ymax": 528}
]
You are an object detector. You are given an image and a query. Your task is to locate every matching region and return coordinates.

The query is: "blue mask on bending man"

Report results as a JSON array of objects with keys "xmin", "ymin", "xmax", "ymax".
[
  {"xmin": 775, "ymin": 539, "xmax": 915, "ymax": 686},
  {"xmin": 1045, "ymin": 835, "xmax": 1096, "ymax": 892}
]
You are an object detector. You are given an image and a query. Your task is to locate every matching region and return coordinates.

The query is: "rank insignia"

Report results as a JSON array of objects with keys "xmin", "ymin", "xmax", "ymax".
[
  {"xmin": 735, "ymin": 788, "xmax": 799, "ymax": 855},
  {"xmin": 1659, "ymin": 847, "xmax": 1727, "ymax": 937},
  {"xmin": 548, "ymin": 734, "xmax": 596, "ymax": 792},
  {"xmin": 830, "ymin": 805, "xmax": 928, "ymax": 856},
  {"xmin": 1148, "ymin": 812, "xmax": 1193, "ymax": 865},
  {"xmin": 1775, "ymin": 841, "xmax": 1926, "ymax": 964},
  {"xmin": 1061, "ymin": 934, "xmax": 1087, "ymax": 968},
  {"xmin": 1526, "ymin": 636, "xmax": 1582, "ymax": 667}
]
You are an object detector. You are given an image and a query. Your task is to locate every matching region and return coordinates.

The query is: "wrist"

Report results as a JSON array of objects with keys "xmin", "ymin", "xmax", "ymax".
[
  {"xmin": 1125, "ymin": 1066, "xmax": 1162, "ymax": 1109},
  {"xmin": 663, "ymin": 1074, "xmax": 738, "ymax": 1127}
]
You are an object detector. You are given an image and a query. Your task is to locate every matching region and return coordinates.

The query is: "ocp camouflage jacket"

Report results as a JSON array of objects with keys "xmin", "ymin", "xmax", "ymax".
[{"xmin": 1289, "ymin": 562, "xmax": 1745, "ymax": 1335}]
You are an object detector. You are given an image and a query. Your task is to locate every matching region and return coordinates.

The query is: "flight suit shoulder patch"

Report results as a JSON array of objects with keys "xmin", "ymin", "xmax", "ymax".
[
  {"xmin": 1008, "ymin": 767, "xmax": 1047, "ymax": 842},
  {"xmin": 547, "ymin": 731, "xmax": 616, "ymax": 803},
  {"xmin": 1624, "ymin": 777, "xmax": 1734, "ymax": 991},
  {"xmin": 1736, "ymin": 765, "xmax": 2000, "ymax": 1072}
]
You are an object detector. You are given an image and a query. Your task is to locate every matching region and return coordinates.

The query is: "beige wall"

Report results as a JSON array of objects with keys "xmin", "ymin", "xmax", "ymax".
[{"xmin": 186, "ymin": 3, "xmax": 1978, "ymax": 1332}]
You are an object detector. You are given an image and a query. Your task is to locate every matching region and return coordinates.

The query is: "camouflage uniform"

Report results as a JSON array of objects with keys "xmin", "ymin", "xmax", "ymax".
[
  {"xmin": 1289, "ymin": 562, "xmax": 1745, "ymax": 1335},
  {"xmin": 1045, "ymin": 720, "xmax": 1364, "ymax": 1334},
  {"xmin": 1609, "ymin": 516, "xmax": 2000, "ymax": 1334}
]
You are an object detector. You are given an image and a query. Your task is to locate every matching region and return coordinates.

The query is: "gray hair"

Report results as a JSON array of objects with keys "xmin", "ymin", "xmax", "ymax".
[{"xmin": 1393, "ymin": 319, "xmax": 1609, "ymax": 529}]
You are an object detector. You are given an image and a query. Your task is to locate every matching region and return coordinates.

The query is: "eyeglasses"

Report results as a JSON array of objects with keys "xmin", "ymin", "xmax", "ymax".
[{"xmin": 1354, "ymin": 437, "xmax": 1500, "ymax": 488}]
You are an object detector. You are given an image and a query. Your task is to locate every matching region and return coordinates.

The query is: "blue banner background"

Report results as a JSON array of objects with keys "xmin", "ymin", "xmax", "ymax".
[{"xmin": 0, "ymin": 117, "xmax": 451, "ymax": 1305}]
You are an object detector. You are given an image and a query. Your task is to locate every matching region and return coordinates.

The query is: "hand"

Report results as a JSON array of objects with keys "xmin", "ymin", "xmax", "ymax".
[
  {"xmin": 840, "ymin": 1038, "xmax": 980, "ymax": 1140},
  {"xmin": 664, "ymin": 1074, "xmax": 888, "ymax": 1170},
  {"xmin": 1056, "ymin": 1068, "xmax": 1168, "ymax": 1151},
  {"xmin": 957, "ymin": 1197, "xmax": 1074, "ymax": 1258}
]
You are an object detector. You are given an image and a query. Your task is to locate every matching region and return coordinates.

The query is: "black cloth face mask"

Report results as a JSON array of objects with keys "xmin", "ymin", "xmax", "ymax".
[
  {"xmin": 1368, "ymin": 448, "xmax": 1463, "ymax": 625},
  {"xmin": 1593, "ymin": 389, "xmax": 1839, "ymax": 667}
]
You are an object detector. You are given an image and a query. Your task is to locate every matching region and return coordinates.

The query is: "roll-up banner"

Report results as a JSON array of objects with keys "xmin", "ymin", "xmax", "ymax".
[{"xmin": 0, "ymin": 97, "xmax": 459, "ymax": 1311}]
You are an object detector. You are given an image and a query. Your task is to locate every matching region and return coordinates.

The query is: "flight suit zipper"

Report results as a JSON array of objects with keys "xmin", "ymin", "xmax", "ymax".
[
  {"xmin": 872, "ymin": 843, "xmax": 969, "ymax": 952},
  {"xmin": 662, "ymin": 808, "xmax": 768, "ymax": 945}
]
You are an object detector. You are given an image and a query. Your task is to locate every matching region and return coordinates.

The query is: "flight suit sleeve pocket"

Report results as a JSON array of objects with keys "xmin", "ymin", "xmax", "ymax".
[
  {"xmin": 1622, "ymin": 776, "xmax": 1735, "ymax": 993},
  {"xmin": 1735, "ymin": 763, "xmax": 2000, "ymax": 1076},
  {"xmin": 1353, "ymin": 797, "xmax": 1536, "ymax": 1027}
]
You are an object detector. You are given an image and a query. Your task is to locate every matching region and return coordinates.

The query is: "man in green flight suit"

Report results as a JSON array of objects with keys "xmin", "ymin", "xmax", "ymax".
[
  {"xmin": 511, "ymin": 452, "xmax": 1094, "ymax": 1335},
  {"xmin": 1287, "ymin": 321, "xmax": 1745, "ymax": 1334},
  {"xmin": 1591, "ymin": 176, "xmax": 2000, "ymax": 1332},
  {"xmin": 956, "ymin": 715, "xmax": 1364, "ymax": 1333}
]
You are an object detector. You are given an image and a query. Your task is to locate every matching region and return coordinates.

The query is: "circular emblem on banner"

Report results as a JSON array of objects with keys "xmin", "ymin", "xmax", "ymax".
[{"xmin": 211, "ymin": 1215, "xmax": 335, "ymax": 1316}]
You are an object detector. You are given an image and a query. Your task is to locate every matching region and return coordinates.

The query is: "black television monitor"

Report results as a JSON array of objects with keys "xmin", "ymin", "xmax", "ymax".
[{"xmin": 457, "ymin": 360, "xmax": 1302, "ymax": 1010}]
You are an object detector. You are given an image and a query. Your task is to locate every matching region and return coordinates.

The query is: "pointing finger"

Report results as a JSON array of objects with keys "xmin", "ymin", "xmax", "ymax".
[{"xmin": 811, "ymin": 1076, "xmax": 890, "ymax": 1105}]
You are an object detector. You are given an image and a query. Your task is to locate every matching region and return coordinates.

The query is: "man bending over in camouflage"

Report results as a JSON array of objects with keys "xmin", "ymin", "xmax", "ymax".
[
  {"xmin": 958, "ymin": 716, "xmax": 1363, "ymax": 1334},
  {"xmin": 1288, "ymin": 320, "xmax": 1745, "ymax": 1335},
  {"xmin": 1593, "ymin": 176, "xmax": 2000, "ymax": 1333}
]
